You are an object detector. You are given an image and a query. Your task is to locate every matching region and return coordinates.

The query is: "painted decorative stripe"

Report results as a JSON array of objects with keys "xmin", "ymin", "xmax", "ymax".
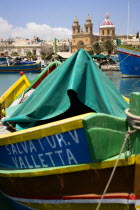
[
  {"xmin": 3, "ymin": 193, "xmax": 138, "ymax": 205},
  {"xmin": 117, "ymin": 45, "xmax": 140, "ymax": 52},
  {"xmin": 118, "ymin": 51, "xmax": 140, "ymax": 58},
  {"xmin": 0, "ymin": 62, "xmax": 41, "ymax": 67},
  {"xmin": 0, "ymin": 67, "xmax": 41, "ymax": 72},
  {"xmin": 0, "ymin": 64, "xmax": 41, "ymax": 73}
]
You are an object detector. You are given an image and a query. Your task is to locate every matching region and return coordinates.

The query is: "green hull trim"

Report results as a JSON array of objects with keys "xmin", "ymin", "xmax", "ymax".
[{"xmin": 83, "ymin": 113, "xmax": 129, "ymax": 162}]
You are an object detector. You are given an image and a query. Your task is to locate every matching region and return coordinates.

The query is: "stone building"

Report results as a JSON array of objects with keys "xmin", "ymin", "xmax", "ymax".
[
  {"xmin": 0, "ymin": 37, "xmax": 70, "ymax": 59},
  {"xmin": 0, "ymin": 37, "xmax": 42, "ymax": 59},
  {"xmin": 72, "ymin": 15, "xmax": 98, "ymax": 53},
  {"xmin": 71, "ymin": 13, "xmax": 140, "ymax": 53},
  {"xmin": 72, "ymin": 13, "xmax": 117, "ymax": 53}
]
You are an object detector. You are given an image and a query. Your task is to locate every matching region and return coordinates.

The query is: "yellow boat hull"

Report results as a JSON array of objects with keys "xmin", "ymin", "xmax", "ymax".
[{"xmin": 0, "ymin": 75, "xmax": 30, "ymax": 118}]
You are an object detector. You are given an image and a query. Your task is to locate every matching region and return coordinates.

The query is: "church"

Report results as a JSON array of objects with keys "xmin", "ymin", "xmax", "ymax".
[{"xmin": 71, "ymin": 13, "xmax": 118, "ymax": 53}]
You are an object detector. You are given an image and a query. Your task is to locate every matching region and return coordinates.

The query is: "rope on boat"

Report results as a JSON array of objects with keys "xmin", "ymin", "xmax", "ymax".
[
  {"xmin": 119, "ymin": 53, "xmax": 131, "ymax": 64},
  {"xmin": 6, "ymin": 122, "xmax": 17, "ymax": 131},
  {"xmin": 96, "ymin": 108, "xmax": 140, "ymax": 210},
  {"xmin": 125, "ymin": 108, "xmax": 140, "ymax": 130}
]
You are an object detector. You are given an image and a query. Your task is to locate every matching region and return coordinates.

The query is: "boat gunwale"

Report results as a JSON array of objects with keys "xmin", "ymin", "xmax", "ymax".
[
  {"xmin": 117, "ymin": 45, "xmax": 140, "ymax": 53},
  {"xmin": 0, "ymin": 75, "xmax": 30, "ymax": 103},
  {"xmin": 0, "ymin": 113, "xmax": 91, "ymax": 146}
]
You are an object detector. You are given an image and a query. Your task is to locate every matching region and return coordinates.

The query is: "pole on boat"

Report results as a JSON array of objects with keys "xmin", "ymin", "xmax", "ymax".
[
  {"xmin": 53, "ymin": 37, "xmax": 57, "ymax": 54},
  {"xmin": 127, "ymin": 0, "xmax": 130, "ymax": 40}
]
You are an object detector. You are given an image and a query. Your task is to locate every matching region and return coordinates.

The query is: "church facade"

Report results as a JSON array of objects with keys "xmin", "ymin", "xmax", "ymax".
[{"xmin": 71, "ymin": 13, "xmax": 117, "ymax": 53}]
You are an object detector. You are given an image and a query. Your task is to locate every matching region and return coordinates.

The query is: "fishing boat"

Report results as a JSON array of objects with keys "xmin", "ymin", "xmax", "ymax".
[
  {"xmin": 117, "ymin": 45, "xmax": 140, "ymax": 78},
  {"xmin": 117, "ymin": 0, "xmax": 140, "ymax": 78},
  {"xmin": 0, "ymin": 75, "xmax": 30, "ymax": 117},
  {"xmin": 0, "ymin": 49, "xmax": 132, "ymax": 209},
  {"xmin": 0, "ymin": 60, "xmax": 61, "ymax": 119},
  {"xmin": 0, "ymin": 75, "xmax": 31, "ymax": 119},
  {"xmin": 0, "ymin": 57, "xmax": 41, "ymax": 73}
]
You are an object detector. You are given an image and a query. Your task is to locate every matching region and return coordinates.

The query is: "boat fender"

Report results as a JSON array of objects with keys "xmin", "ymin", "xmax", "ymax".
[{"xmin": 20, "ymin": 71, "xmax": 24, "ymax": 76}]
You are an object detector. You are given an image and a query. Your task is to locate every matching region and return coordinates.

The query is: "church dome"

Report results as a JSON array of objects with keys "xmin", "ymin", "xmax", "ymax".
[{"xmin": 100, "ymin": 13, "xmax": 115, "ymax": 28}]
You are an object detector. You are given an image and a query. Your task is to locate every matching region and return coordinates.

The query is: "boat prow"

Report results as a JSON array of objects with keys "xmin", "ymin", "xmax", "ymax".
[{"xmin": 117, "ymin": 45, "xmax": 140, "ymax": 78}]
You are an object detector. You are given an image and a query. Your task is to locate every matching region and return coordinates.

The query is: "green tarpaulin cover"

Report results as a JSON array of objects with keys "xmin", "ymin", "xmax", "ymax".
[
  {"xmin": 91, "ymin": 54, "xmax": 107, "ymax": 59},
  {"xmin": 5, "ymin": 49, "xmax": 129, "ymax": 130}
]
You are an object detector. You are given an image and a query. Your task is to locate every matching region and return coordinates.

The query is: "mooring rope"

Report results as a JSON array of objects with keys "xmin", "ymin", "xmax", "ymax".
[
  {"xmin": 125, "ymin": 108, "xmax": 140, "ymax": 130},
  {"xmin": 96, "ymin": 108, "xmax": 139, "ymax": 210},
  {"xmin": 119, "ymin": 52, "xmax": 131, "ymax": 65}
]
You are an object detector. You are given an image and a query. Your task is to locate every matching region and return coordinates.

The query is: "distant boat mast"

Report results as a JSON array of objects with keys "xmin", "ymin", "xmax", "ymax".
[{"xmin": 127, "ymin": 0, "xmax": 130, "ymax": 40}]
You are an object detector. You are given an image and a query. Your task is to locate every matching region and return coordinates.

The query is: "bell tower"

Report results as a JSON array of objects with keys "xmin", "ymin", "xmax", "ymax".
[
  {"xmin": 71, "ymin": 15, "xmax": 95, "ymax": 53},
  {"xmin": 72, "ymin": 17, "xmax": 80, "ymax": 35},
  {"xmin": 84, "ymin": 15, "xmax": 93, "ymax": 34}
]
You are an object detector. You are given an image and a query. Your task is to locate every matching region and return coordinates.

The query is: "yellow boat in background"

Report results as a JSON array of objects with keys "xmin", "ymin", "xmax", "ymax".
[
  {"xmin": 0, "ymin": 61, "xmax": 61, "ymax": 119},
  {"xmin": 0, "ymin": 75, "xmax": 30, "ymax": 118},
  {"xmin": 122, "ymin": 95, "xmax": 130, "ymax": 103}
]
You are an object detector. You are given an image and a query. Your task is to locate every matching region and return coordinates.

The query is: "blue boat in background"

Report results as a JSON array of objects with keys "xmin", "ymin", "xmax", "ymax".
[
  {"xmin": 117, "ymin": 45, "xmax": 140, "ymax": 78},
  {"xmin": 0, "ymin": 57, "xmax": 41, "ymax": 73}
]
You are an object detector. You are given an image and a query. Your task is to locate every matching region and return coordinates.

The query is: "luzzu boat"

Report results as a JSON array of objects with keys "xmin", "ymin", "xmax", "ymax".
[
  {"xmin": 24, "ymin": 60, "xmax": 61, "ymax": 91},
  {"xmin": 0, "ymin": 107, "xmax": 139, "ymax": 210},
  {"xmin": 0, "ymin": 57, "xmax": 41, "ymax": 73},
  {"xmin": 117, "ymin": 44, "xmax": 140, "ymax": 78},
  {"xmin": 0, "ymin": 49, "xmax": 136, "ymax": 209}
]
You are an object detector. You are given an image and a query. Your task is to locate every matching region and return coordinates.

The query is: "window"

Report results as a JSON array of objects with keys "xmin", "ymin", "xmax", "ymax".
[
  {"xmin": 33, "ymin": 50, "xmax": 36, "ymax": 55},
  {"xmin": 18, "ymin": 49, "xmax": 21, "ymax": 53}
]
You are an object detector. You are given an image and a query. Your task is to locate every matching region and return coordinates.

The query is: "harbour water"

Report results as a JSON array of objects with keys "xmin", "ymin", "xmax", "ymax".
[
  {"xmin": 1, "ymin": 71, "xmax": 140, "ymax": 98},
  {"xmin": 105, "ymin": 71, "xmax": 140, "ymax": 98},
  {"xmin": 0, "ymin": 73, "xmax": 37, "ymax": 96}
]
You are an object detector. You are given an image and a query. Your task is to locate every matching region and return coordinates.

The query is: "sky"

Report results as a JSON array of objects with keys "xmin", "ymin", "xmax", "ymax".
[{"xmin": 0, "ymin": 0, "xmax": 139, "ymax": 41}]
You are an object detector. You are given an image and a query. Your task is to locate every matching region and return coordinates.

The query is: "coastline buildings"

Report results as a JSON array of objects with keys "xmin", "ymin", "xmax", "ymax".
[
  {"xmin": 71, "ymin": 13, "xmax": 140, "ymax": 53},
  {"xmin": 0, "ymin": 13, "xmax": 139, "ymax": 57},
  {"xmin": 0, "ymin": 37, "xmax": 45, "ymax": 59},
  {"xmin": 0, "ymin": 37, "xmax": 70, "ymax": 60}
]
